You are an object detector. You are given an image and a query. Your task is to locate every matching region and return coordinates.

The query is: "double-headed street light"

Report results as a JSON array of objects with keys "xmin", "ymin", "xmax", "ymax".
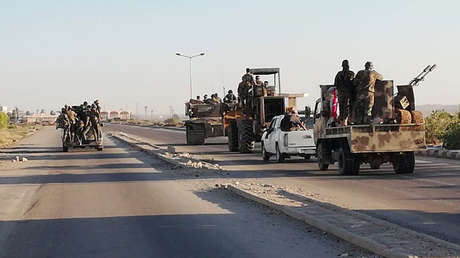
[{"xmin": 176, "ymin": 52, "xmax": 205, "ymax": 99}]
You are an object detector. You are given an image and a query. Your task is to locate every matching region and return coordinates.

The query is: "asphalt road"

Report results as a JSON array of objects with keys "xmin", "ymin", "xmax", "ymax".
[
  {"xmin": 105, "ymin": 123, "xmax": 460, "ymax": 246},
  {"xmin": 0, "ymin": 127, "xmax": 370, "ymax": 258}
]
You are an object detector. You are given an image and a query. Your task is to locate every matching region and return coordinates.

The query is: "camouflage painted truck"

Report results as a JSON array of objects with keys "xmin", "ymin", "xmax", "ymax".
[
  {"xmin": 184, "ymin": 101, "xmax": 224, "ymax": 145},
  {"xmin": 313, "ymin": 65, "xmax": 435, "ymax": 175}
]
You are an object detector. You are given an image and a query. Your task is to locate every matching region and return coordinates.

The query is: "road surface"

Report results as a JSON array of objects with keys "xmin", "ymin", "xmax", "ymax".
[
  {"xmin": 105, "ymin": 123, "xmax": 460, "ymax": 246},
  {"xmin": 0, "ymin": 127, "xmax": 371, "ymax": 258}
]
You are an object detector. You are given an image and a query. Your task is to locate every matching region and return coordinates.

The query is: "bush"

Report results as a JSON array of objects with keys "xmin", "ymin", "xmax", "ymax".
[
  {"xmin": 442, "ymin": 122, "xmax": 460, "ymax": 150},
  {"xmin": 0, "ymin": 112, "xmax": 9, "ymax": 129},
  {"xmin": 425, "ymin": 110, "xmax": 459, "ymax": 145},
  {"xmin": 164, "ymin": 114, "xmax": 180, "ymax": 124}
]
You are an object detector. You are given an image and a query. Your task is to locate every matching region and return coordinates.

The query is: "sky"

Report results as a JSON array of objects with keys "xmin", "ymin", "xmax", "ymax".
[{"xmin": 1, "ymin": 0, "xmax": 459, "ymax": 116}]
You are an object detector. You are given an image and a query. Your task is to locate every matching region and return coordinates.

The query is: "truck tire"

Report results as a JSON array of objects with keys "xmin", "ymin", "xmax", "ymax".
[
  {"xmin": 228, "ymin": 120, "xmax": 239, "ymax": 152},
  {"xmin": 317, "ymin": 143, "xmax": 329, "ymax": 171},
  {"xmin": 338, "ymin": 144, "xmax": 360, "ymax": 175},
  {"xmin": 261, "ymin": 142, "xmax": 270, "ymax": 161},
  {"xmin": 238, "ymin": 119, "xmax": 255, "ymax": 153},
  {"xmin": 275, "ymin": 144, "xmax": 284, "ymax": 163},
  {"xmin": 393, "ymin": 152, "xmax": 415, "ymax": 174},
  {"xmin": 63, "ymin": 146, "xmax": 69, "ymax": 152},
  {"xmin": 186, "ymin": 124, "xmax": 205, "ymax": 145}
]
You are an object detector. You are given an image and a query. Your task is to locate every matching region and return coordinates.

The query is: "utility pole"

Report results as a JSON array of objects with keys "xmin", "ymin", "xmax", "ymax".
[{"xmin": 144, "ymin": 106, "xmax": 147, "ymax": 120}]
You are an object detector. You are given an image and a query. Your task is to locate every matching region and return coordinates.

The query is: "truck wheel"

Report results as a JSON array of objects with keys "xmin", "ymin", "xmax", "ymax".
[
  {"xmin": 338, "ymin": 144, "xmax": 360, "ymax": 175},
  {"xmin": 63, "ymin": 146, "xmax": 69, "ymax": 152},
  {"xmin": 262, "ymin": 142, "xmax": 270, "ymax": 161},
  {"xmin": 317, "ymin": 143, "xmax": 329, "ymax": 171},
  {"xmin": 304, "ymin": 155, "xmax": 311, "ymax": 160},
  {"xmin": 238, "ymin": 119, "xmax": 255, "ymax": 153},
  {"xmin": 393, "ymin": 152, "xmax": 415, "ymax": 174},
  {"xmin": 186, "ymin": 124, "xmax": 205, "ymax": 145},
  {"xmin": 228, "ymin": 120, "xmax": 239, "ymax": 152},
  {"xmin": 275, "ymin": 144, "xmax": 284, "ymax": 163},
  {"xmin": 97, "ymin": 146, "xmax": 104, "ymax": 151},
  {"xmin": 369, "ymin": 163, "xmax": 380, "ymax": 169}
]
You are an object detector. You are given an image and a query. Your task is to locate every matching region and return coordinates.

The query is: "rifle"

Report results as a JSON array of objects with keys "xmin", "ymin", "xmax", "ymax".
[{"xmin": 408, "ymin": 64, "xmax": 437, "ymax": 86}]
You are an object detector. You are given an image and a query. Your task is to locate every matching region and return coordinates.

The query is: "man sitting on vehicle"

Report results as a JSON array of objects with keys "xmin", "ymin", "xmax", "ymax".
[{"xmin": 281, "ymin": 109, "xmax": 307, "ymax": 131}]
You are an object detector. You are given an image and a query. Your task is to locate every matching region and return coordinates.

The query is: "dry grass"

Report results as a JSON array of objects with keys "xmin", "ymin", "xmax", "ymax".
[{"xmin": 0, "ymin": 125, "xmax": 42, "ymax": 148}]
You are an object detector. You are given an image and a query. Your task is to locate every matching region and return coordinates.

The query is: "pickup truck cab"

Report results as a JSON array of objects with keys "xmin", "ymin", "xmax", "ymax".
[{"xmin": 261, "ymin": 115, "xmax": 316, "ymax": 162}]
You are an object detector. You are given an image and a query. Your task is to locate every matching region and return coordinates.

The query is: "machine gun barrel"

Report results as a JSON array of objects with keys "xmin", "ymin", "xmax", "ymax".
[{"xmin": 409, "ymin": 64, "xmax": 436, "ymax": 86}]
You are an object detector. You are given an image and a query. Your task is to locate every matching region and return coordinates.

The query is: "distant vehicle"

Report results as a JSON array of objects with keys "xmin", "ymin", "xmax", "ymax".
[
  {"xmin": 56, "ymin": 105, "xmax": 103, "ymax": 152},
  {"xmin": 184, "ymin": 101, "xmax": 223, "ymax": 145},
  {"xmin": 261, "ymin": 115, "xmax": 316, "ymax": 162}
]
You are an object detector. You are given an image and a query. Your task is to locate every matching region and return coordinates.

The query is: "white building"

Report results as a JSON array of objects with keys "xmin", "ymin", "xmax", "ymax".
[{"xmin": 0, "ymin": 106, "xmax": 7, "ymax": 113}]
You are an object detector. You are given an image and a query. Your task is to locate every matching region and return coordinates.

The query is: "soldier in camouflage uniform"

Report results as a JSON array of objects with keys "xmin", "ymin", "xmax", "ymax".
[
  {"xmin": 352, "ymin": 61, "xmax": 383, "ymax": 124},
  {"xmin": 334, "ymin": 60, "xmax": 355, "ymax": 125},
  {"xmin": 238, "ymin": 68, "xmax": 254, "ymax": 107}
]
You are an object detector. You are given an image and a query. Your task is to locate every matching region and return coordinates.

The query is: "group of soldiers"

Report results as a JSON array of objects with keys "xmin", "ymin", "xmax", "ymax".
[
  {"xmin": 334, "ymin": 60, "xmax": 383, "ymax": 125},
  {"xmin": 237, "ymin": 68, "xmax": 271, "ymax": 107},
  {"xmin": 56, "ymin": 100, "xmax": 102, "ymax": 145},
  {"xmin": 190, "ymin": 93, "xmax": 223, "ymax": 104}
]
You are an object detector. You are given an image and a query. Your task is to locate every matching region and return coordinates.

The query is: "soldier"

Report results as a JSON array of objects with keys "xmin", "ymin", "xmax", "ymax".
[
  {"xmin": 212, "ymin": 93, "xmax": 222, "ymax": 103},
  {"xmin": 334, "ymin": 60, "xmax": 355, "ymax": 125},
  {"xmin": 239, "ymin": 68, "xmax": 255, "ymax": 106},
  {"xmin": 89, "ymin": 104, "xmax": 101, "ymax": 141},
  {"xmin": 255, "ymin": 76, "xmax": 262, "ymax": 86},
  {"xmin": 352, "ymin": 61, "xmax": 383, "ymax": 124},
  {"xmin": 242, "ymin": 68, "xmax": 254, "ymax": 86},
  {"xmin": 224, "ymin": 90, "xmax": 237, "ymax": 103}
]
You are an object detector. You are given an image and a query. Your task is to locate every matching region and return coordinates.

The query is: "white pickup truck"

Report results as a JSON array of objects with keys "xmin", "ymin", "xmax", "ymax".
[{"xmin": 261, "ymin": 115, "xmax": 316, "ymax": 162}]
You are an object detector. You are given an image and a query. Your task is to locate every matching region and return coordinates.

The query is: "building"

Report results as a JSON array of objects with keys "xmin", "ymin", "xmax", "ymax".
[
  {"xmin": 0, "ymin": 106, "xmax": 7, "ymax": 113},
  {"xmin": 23, "ymin": 114, "xmax": 58, "ymax": 125},
  {"xmin": 109, "ymin": 111, "xmax": 119, "ymax": 120},
  {"xmin": 120, "ymin": 111, "xmax": 131, "ymax": 120},
  {"xmin": 100, "ymin": 111, "xmax": 109, "ymax": 121}
]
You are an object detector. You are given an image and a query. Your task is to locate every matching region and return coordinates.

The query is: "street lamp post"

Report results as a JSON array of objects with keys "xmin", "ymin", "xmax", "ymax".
[{"xmin": 176, "ymin": 52, "xmax": 205, "ymax": 99}]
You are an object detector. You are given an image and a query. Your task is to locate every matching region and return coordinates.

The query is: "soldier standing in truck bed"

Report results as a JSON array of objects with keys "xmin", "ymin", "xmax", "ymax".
[
  {"xmin": 334, "ymin": 60, "xmax": 355, "ymax": 125},
  {"xmin": 352, "ymin": 61, "xmax": 383, "ymax": 124}
]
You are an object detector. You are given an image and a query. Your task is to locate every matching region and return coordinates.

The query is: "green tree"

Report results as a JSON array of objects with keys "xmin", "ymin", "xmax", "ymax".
[
  {"xmin": 0, "ymin": 112, "xmax": 9, "ymax": 129},
  {"xmin": 425, "ymin": 110, "xmax": 460, "ymax": 145}
]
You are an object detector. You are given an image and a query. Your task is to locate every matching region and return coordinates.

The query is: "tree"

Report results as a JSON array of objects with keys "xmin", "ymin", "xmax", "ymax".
[
  {"xmin": 425, "ymin": 110, "xmax": 460, "ymax": 146},
  {"xmin": 0, "ymin": 112, "xmax": 9, "ymax": 129}
]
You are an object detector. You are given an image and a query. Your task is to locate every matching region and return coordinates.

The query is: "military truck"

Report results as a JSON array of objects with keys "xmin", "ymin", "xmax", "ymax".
[
  {"xmin": 224, "ymin": 68, "xmax": 302, "ymax": 153},
  {"xmin": 313, "ymin": 65, "xmax": 435, "ymax": 175},
  {"xmin": 57, "ymin": 105, "xmax": 103, "ymax": 152},
  {"xmin": 184, "ymin": 101, "xmax": 224, "ymax": 145}
]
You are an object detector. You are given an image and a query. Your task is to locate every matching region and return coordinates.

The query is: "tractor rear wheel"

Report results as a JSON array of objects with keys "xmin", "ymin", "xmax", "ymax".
[
  {"xmin": 238, "ymin": 119, "xmax": 255, "ymax": 153},
  {"xmin": 228, "ymin": 120, "xmax": 239, "ymax": 152}
]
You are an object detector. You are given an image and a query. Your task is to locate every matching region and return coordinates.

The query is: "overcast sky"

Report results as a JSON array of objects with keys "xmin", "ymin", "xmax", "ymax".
[{"xmin": 1, "ymin": 0, "xmax": 458, "ymax": 115}]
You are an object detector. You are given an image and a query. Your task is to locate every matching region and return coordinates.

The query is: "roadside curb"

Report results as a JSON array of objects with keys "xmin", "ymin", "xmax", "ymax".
[
  {"xmin": 110, "ymin": 133, "xmax": 222, "ymax": 170},
  {"xmin": 224, "ymin": 184, "xmax": 460, "ymax": 258},
  {"xmin": 416, "ymin": 149, "xmax": 460, "ymax": 160}
]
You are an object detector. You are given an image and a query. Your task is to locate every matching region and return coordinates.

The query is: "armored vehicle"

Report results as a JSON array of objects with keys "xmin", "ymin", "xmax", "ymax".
[
  {"xmin": 184, "ymin": 101, "xmax": 224, "ymax": 145},
  {"xmin": 313, "ymin": 65, "xmax": 435, "ymax": 175}
]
